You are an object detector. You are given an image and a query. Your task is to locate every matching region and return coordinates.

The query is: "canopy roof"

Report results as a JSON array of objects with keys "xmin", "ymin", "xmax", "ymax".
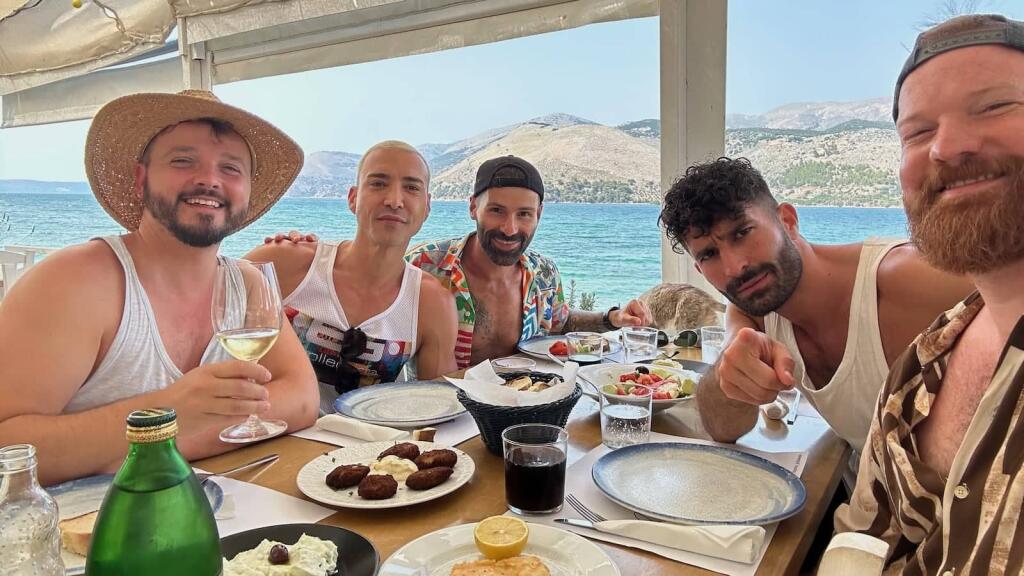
[{"xmin": 1, "ymin": 0, "xmax": 656, "ymax": 127}]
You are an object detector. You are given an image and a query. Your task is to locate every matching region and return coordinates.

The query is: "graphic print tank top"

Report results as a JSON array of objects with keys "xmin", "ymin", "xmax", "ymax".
[{"xmin": 284, "ymin": 242, "xmax": 422, "ymax": 414}]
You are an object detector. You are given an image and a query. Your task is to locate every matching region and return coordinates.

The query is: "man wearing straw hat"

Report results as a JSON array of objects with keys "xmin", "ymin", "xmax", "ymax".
[{"xmin": 0, "ymin": 90, "xmax": 318, "ymax": 485}]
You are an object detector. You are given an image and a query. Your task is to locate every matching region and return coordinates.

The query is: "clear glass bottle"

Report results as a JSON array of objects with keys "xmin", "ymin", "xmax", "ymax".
[
  {"xmin": 86, "ymin": 408, "xmax": 221, "ymax": 575},
  {"xmin": 0, "ymin": 443, "xmax": 65, "ymax": 576}
]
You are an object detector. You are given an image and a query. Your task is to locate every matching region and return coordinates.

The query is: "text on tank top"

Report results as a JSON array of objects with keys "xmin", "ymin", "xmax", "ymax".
[
  {"xmin": 284, "ymin": 242, "xmax": 422, "ymax": 402},
  {"xmin": 65, "ymin": 236, "xmax": 242, "ymax": 414},
  {"xmin": 763, "ymin": 238, "xmax": 904, "ymax": 454}
]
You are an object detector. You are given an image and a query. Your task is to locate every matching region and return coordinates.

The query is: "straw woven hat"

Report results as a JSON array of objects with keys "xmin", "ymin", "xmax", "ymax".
[{"xmin": 85, "ymin": 89, "xmax": 303, "ymax": 231}]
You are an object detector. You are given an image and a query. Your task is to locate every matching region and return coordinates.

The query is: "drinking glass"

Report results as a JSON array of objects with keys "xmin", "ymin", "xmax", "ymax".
[
  {"xmin": 621, "ymin": 326, "xmax": 658, "ymax": 362},
  {"xmin": 565, "ymin": 331, "xmax": 604, "ymax": 364},
  {"xmin": 212, "ymin": 260, "xmax": 286, "ymax": 443},
  {"xmin": 600, "ymin": 384, "xmax": 652, "ymax": 449},
  {"xmin": 701, "ymin": 326, "xmax": 726, "ymax": 365},
  {"xmin": 502, "ymin": 424, "xmax": 568, "ymax": 515}
]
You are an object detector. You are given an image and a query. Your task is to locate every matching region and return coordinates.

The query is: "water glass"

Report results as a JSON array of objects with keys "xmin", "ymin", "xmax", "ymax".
[
  {"xmin": 565, "ymin": 332, "xmax": 604, "ymax": 364},
  {"xmin": 621, "ymin": 326, "xmax": 658, "ymax": 362},
  {"xmin": 600, "ymin": 384, "xmax": 653, "ymax": 449},
  {"xmin": 701, "ymin": 326, "xmax": 726, "ymax": 365},
  {"xmin": 502, "ymin": 424, "xmax": 568, "ymax": 515}
]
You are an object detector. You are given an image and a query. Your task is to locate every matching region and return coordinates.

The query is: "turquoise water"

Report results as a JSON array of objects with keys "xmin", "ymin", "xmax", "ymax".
[{"xmin": 0, "ymin": 194, "xmax": 909, "ymax": 308}]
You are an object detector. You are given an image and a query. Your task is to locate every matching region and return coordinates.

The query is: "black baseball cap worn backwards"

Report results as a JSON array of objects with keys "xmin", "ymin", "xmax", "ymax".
[
  {"xmin": 473, "ymin": 155, "xmax": 545, "ymax": 201},
  {"xmin": 893, "ymin": 13, "xmax": 1024, "ymax": 121}
]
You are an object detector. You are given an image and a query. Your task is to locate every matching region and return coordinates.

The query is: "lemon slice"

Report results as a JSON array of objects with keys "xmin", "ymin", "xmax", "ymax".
[{"xmin": 473, "ymin": 516, "xmax": 529, "ymax": 560}]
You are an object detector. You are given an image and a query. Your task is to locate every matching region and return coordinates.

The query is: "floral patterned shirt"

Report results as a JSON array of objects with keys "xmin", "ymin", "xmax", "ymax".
[{"xmin": 407, "ymin": 233, "xmax": 569, "ymax": 368}]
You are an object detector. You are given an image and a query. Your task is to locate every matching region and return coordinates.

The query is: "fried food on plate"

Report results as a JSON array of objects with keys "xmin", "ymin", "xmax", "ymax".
[
  {"xmin": 450, "ymin": 555, "xmax": 550, "ymax": 576},
  {"xmin": 415, "ymin": 448, "xmax": 458, "ymax": 470},
  {"xmin": 325, "ymin": 464, "xmax": 370, "ymax": 489},
  {"xmin": 378, "ymin": 442, "xmax": 421, "ymax": 461},
  {"xmin": 357, "ymin": 474, "xmax": 399, "ymax": 499},
  {"xmin": 405, "ymin": 466, "xmax": 454, "ymax": 490}
]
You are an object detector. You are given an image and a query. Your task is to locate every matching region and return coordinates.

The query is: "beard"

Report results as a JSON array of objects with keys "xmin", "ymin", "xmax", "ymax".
[
  {"xmin": 477, "ymin": 223, "xmax": 535, "ymax": 266},
  {"xmin": 905, "ymin": 156, "xmax": 1024, "ymax": 275},
  {"xmin": 142, "ymin": 184, "xmax": 247, "ymax": 248},
  {"xmin": 723, "ymin": 234, "xmax": 803, "ymax": 317}
]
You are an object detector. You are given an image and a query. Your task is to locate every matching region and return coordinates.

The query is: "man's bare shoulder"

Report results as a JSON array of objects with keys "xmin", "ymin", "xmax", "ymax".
[
  {"xmin": 418, "ymin": 272, "xmax": 456, "ymax": 315},
  {"xmin": 877, "ymin": 243, "xmax": 974, "ymax": 308},
  {"xmin": 9, "ymin": 240, "xmax": 122, "ymax": 303}
]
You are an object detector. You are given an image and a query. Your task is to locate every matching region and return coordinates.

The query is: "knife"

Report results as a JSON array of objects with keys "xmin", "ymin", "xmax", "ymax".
[{"xmin": 554, "ymin": 518, "xmax": 766, "ymax": 564}]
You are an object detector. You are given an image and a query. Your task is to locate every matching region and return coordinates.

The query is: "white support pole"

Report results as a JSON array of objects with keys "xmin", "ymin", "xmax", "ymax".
[
  {"xmin": 659, "ymin": 0, "xmax": 727, "ymax": 298},
  {"xmin": 178, "ymin": 17, "xmax": 212, "ymax": 90}
]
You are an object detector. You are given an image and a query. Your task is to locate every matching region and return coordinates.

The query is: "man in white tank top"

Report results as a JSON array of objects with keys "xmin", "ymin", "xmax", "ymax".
[
  {"xmin": 0, "ymin": 90, "xmax": 318, "ymax": 486},
  {"xmin": 246, "ymin": 141, "xmax": 457, "ymax": 414},
  {"xmin": 658, "ymin": 157, "xmax": 974, "ymax": 468}
]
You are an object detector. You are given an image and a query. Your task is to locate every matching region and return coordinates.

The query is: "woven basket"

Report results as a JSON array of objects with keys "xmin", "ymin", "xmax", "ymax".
[{"xmin": 457, "ymin": 371, "xmax": 582, "ymax": 456}]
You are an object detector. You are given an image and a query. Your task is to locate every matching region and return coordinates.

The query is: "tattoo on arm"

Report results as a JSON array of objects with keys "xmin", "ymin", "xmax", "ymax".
[{"xmin": 560, "ymin": 309, "xmax": 605, "ymax": 334}]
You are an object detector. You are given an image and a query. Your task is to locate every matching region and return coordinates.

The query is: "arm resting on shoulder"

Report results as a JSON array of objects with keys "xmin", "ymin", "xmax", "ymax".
[{"xmin": 695, "ymin": 305, "xmax": 761, "ymax": 443}]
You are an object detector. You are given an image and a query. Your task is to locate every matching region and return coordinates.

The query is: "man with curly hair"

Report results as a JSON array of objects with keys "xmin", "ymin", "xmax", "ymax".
[{"xmin": 659, "ymin": 156, "xmax": 972, "ymax": 482}]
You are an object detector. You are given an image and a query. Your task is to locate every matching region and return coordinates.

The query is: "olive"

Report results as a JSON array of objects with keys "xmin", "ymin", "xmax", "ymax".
[
  {"xmin": 635, "ymin": 366, "xmax": 650, "ymax": 374},
  {"xmin": 268, "ymin": 543, "xmax": 290, "ymax": 565}
]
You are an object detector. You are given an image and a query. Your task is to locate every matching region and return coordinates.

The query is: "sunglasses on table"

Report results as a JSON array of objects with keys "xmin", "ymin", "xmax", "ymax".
[
  {"xmin": 333, "ymin": 327, "xmax": 368, "ymax": 395},
  {"xmin": 658, "ymin": 329, "xmax": 700, "ymax": 348}
]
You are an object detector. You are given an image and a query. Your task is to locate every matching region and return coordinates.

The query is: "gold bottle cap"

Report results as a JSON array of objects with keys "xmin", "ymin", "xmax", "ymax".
[{"xmin": 126, "ymin": 408, "xmax": 178, "ymax": 443}]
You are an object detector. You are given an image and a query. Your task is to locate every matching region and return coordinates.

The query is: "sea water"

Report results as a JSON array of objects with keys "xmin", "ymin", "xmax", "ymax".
[{"xmin": 0, "ymin": 194, "xmax": 910, "ymax": 308}]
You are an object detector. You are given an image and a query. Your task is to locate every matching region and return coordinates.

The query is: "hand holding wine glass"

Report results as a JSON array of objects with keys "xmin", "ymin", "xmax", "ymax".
[{"xmin": 212, "ymin": 260, "xmax": 287, "ymax": 443}]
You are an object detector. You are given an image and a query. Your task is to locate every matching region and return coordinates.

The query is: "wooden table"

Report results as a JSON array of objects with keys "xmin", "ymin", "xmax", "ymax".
[{"xmin": 197, "ymin": 348, "xmax": 848, "ymax": 575}]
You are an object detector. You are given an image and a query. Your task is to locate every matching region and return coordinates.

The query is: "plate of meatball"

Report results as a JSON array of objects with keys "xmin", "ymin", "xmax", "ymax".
[{"xmin": 296, "ymin": 441, "xmax": 475, "ymax": 509}]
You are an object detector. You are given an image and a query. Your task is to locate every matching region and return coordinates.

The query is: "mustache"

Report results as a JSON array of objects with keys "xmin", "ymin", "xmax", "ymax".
[
  {"xmin": 725, "ymin": 263, "xmax": 776, "ymax": 296},
  {"xmin": 921, "ymin": 156, "xmax": 1020, "ymax": 198}
]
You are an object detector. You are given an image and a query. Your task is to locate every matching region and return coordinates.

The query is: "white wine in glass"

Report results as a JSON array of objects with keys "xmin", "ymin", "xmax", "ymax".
[{"xmin": 212, "ymin": 260, "xmax": 287, "ymax": 443}]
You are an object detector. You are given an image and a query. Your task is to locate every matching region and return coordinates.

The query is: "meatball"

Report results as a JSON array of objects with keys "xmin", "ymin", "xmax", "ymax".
[
  {"xmin": 378, "ymin": 442, "xmax": 421, "ymax": 461},
  {"xmin": 357, "ymin": 474, "xmax": 399, "ymax": 499},
  {"xmin": 405, "ymin": 466, "xmax": 454, "ymax": 490},
  {"xmin": 414, "ymin": 449, "xmax": 458, "ymax": 470},
  {"xmin": 325, "ymin": 464, "xmax": 370, "ymax": 490}
]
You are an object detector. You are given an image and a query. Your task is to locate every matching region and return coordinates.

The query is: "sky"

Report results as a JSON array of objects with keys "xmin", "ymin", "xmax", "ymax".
[{"xmin": 2, "ymin": 0, "xmax": 1023, "ymax": 182}]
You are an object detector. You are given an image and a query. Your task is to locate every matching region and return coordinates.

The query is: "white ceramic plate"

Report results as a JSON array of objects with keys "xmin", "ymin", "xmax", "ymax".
[
  {"xmin": 379, "ymin": 522, "xmax": 620, "ymax": 576},
  {"xmin": 296, "ymin": 441, "xmax": 474, "ymax": 510},
  {"xmin": 517, "ymin": 335, "xmax": 622, "ymax": 361},
  {"xmin": 578, "ymin": 363, "xmax": 701, "ymax": 412},
  {"xmin": 592, "ymin": 443, "xmax": 806, "ymax": 525},
  {"xmin": 333, "ymin": 381, "xmax": 467, "ymax": 428}
]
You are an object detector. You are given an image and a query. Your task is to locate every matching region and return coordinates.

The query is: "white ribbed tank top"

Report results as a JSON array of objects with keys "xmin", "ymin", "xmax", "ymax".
[
  {"xmin": 284, "ymin": 242, "xmax": 422, "ymax": 414},
  {"xmin": 764, "ymin": 238, "xmax": 903, "ymax": 455},
  {"xmin": 65, "ymin": 236, "xmax": 241, "ymax": 414}
]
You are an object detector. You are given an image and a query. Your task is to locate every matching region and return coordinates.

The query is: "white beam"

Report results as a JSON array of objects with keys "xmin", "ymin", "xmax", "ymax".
[
  {"xmin": 178, "ymin": 17, "xmax": 212, "ymax": 90},
  {"xmin": 659, "ymin": 0, "xmax": 726, "ymax": 298}
]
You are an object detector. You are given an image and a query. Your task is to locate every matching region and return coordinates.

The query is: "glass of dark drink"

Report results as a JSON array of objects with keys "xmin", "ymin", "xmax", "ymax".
[{"xmin": 502, "ymin": 423, "xmax": 569, "ymax": 515}]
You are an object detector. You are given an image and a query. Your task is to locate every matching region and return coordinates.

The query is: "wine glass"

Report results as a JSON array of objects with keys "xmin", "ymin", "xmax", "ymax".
[{"xmin": 212, "ymin": 260, "xmax": 287, "ymax": 443}]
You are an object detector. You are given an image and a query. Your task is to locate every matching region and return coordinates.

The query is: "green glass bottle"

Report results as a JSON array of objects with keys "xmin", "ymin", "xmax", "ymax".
[{"xmin": 86, "ymin": 408, "xmax": 221, "ymax": 575}]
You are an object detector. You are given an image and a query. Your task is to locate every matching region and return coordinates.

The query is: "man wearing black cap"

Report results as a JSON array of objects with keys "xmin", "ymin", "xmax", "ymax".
[
  {"xmin": 408, "ymin": 155, "xmax": 652, "ymax": 367},
  {"xmin": 835, "ymin": 14, "xmax": 1024, "ymax": 574}
]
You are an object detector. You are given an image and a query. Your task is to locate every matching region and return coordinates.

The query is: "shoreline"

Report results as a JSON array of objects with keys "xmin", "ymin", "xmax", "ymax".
[{"xmin": 0, "ymin": 192, "xmax": 903, "ymax": 209}]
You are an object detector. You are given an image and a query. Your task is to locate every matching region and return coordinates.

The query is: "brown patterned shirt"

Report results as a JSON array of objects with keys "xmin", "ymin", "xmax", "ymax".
[{"xmin": 835, "ymin": 292, "xmax": 1024, "ymax": 576}]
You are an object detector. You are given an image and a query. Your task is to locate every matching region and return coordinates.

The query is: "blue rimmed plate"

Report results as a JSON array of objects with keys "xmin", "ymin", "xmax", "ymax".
[
  {"xmin": 333, "ymin": 380, "xmax": 466, "ymax": 427},
  {"xmin": 591, "ymin": 443, "xmax": 805, "ymax": 525}
]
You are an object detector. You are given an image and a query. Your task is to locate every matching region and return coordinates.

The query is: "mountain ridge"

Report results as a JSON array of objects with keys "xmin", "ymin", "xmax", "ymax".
[{"xmin": 2, "ymin": 98, "xmax": 903, "ymax": 207}]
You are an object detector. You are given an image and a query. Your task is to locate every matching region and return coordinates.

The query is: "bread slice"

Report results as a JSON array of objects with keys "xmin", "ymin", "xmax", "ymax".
[{"xmin": 59, "ymin": 511, "xmax": 98, "ymax": 556}]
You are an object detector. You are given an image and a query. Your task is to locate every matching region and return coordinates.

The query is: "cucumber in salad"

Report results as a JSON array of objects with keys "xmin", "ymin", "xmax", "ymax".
[{"xmin": 601, "ymin": 366, "xmax": 696, "ymax": 400}]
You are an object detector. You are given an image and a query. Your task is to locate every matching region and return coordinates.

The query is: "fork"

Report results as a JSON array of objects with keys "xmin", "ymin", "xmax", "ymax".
[
  {"xmin": 566, "ymin": 493, "xmax": 607, "ymax": 523},
  {"xmin": 195, "ymin": 453, "xmax": 279, "ymax": 485}
]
